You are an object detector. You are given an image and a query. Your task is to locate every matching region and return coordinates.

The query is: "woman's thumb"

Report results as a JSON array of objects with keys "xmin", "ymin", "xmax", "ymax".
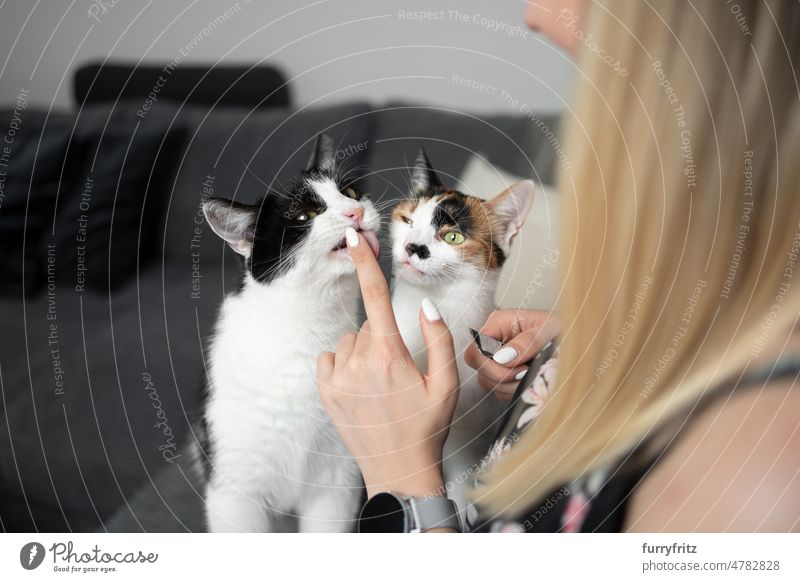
[{"xmin": 491, "ymin": 329, "xmax": 547, "ymax": 367}]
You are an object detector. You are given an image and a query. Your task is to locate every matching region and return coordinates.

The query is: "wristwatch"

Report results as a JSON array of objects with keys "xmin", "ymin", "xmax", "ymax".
[{"xmin": 358, "ymin": 492, "xmax": 462, "ymax": 533}]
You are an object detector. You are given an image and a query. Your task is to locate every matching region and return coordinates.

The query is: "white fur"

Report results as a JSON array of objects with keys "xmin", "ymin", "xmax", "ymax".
[{"xmin": 203, "ymin": 177, "xmax": 380, "ymax": 532}]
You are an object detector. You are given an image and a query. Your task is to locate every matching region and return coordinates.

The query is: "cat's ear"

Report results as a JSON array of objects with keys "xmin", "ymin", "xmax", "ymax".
[
  {"xmin": 307, "ymin": 133, "xmax": 336, "ymax": 174},
  {"xmin": 202, "ymin": 197, "xmax": 257, "ymax": 257},
  {"xmin": 486, "ymin": 180, "xmax": 535, "ymax": 249},
  {"xmin": 411, "ymin": 148, "xmax": 443, "ymax": 196}
]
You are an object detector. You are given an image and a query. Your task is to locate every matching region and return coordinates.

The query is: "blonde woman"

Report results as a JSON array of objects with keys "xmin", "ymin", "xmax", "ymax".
[{"xmin": 317, "ymin": 0, "xmax": 800, "ymax": 532}]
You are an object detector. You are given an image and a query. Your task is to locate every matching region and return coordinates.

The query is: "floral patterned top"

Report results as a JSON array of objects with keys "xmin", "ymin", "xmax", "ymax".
[
  {"xmin": 464, "ymin": 346, "xmax": 629, "ymax": 533},
  {"xmin": 467, "ymin": 352, "xmax": 800, "ymax": 533}
]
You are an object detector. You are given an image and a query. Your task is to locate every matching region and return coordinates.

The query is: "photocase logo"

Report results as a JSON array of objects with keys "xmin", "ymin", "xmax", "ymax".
[{"xmin": 19, "ymin": 542, "xmax": 46, "ymax": 570}]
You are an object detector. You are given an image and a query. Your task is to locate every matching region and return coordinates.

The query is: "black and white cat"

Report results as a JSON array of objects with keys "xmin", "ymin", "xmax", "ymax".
[
  {"xmin": 390, "ymin": 151, "xmax": 534, "ymax": 513},
  {"xmin": 198, "ymin": 134, "xmax": 380, "ymax": 532}
]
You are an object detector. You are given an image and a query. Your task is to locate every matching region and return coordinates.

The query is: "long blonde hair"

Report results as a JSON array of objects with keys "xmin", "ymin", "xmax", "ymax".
[{"xmin": 476, "ymin": 0, "xmax": 800, "ymax": 518}]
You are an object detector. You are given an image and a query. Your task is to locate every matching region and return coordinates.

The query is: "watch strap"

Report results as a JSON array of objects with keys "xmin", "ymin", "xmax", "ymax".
[{"xmin": 407, "ymin": 495, "xmax": 461, "ymax": 532}]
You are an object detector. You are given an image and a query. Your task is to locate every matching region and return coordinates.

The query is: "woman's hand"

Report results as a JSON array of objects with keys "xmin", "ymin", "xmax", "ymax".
[
  {"xmin": 317, "ymin": 228, "xmax": 460, "ymax": 499},
  {"xmin": 464, "ymin": 309, "xmax": 559, "ymax": 401}
]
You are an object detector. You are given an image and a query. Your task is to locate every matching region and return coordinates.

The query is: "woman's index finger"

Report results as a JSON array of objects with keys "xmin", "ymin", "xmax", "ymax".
[{"xmin": 347, "ymin": 228, "xmax": 399, "ymax": 336}]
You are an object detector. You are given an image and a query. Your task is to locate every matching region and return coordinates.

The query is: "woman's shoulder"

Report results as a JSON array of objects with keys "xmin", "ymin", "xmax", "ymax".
[{"xmin": 626, "ymin": 376, "xmax": 800, "ymax": 532}]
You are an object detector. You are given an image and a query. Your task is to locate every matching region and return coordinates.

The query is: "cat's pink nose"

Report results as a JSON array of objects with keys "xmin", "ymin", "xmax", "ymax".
[{"xmin": 343, "ymin": 207, "xmax": 364, "ymax": 226}]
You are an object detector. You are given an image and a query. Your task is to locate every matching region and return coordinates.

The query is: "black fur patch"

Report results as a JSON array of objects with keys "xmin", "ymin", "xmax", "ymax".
[
  {"xmin": 247, "ymin": 176, "xmax": 326, "ymax": 284},
  {"xmin": 432, "ymin": 194, "xmax": 473, "ymax": 234}
]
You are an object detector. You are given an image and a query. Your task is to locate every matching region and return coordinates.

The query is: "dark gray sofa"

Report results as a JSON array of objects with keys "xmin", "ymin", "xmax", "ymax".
[{"xmin": 0, "ymin": 99, "xmax": 559, "ymax": 532}]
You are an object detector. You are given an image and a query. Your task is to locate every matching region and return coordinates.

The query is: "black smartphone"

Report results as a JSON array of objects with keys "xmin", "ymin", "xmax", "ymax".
[{"xmin": 483, "ymin": 335, "xmax": 558, "ymax": 443}]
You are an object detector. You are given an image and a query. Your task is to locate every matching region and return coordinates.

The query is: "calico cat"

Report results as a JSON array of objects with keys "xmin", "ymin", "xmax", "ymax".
[
  {"xmin": 198, "ymin": 134, "xmax": 380, "ymax": 532},
  {"xmin": 390, "ymin": 150, "xmax": 534, "ymax": 513}
]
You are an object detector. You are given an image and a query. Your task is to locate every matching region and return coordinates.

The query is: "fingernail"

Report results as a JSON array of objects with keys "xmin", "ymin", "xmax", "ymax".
[
  {"xmin": 421, "ymin": 297, "xmax": 441, "ymax": 321},
  {"xmin": 493, "ymin": 346, "xmax": 517, "ymax": 365},
  {"xmin": 515, "ymin": 369, "xmax": 527, "ymax": 381},
  {"xmin": 345, "ymin": 227, "xmax": 359, "ymax": 247}
]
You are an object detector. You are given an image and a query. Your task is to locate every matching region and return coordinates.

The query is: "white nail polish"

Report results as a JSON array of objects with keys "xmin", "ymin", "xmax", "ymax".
[
  {"xmin": 345, "ymin": 227, "xmax": 359, "ymax": 247},
  {"xmin": 515, "ymin": 369, "xmax": 527, "ymax": 381},
  {"xmin": 421, "ymin": 297, "xmax": 441, "ymax": 321},
  {"xmin": 493, "ymin": 346, "xmax": 517, "ymax": 365}
]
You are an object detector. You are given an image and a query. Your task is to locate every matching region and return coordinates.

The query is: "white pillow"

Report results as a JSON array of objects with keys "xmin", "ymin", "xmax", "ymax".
[{"xmin": 458, "ymin": 154, "xmax": 559, "ymax": 310}]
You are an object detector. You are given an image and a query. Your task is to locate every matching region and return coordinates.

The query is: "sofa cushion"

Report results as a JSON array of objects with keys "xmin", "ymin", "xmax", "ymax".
[
  {"xmin": 74, "ymin": 63, "xmax": 290, "ymax": 110},
  {"xmin": 50, "ymin": 105, "xmax": 187, "ymax": 292},
  {"xmin": 365, "ymin": 103, "xmax": 562, "ymax": 191},
  {"xmin": 0, "ymin": 109, "xmax": 77, "ymax": 297},
  {"xmin": 0, "ymin": 259, "xmax": 239, "ymax": 531}
]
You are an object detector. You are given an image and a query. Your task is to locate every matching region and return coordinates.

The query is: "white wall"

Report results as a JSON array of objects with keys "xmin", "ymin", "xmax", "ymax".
[{"xmin": 0, "ymin": 0, "xmax": 573, "ymax": 113}]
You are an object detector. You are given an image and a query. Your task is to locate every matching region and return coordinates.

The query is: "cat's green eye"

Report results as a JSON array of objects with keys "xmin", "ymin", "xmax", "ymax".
[
  {"xmin": 344, "ymin": 187, "xmax": 359, "ymax": 199},
  {"xmin": 402, "ymin": 216, "xmax": 413, "ymax": 226},
  {"xmin": 443, "ymin": 231, "xmax": 465, "ymax": 245},
  {"xmin": 297, "ymin": 210, "xmax": 318, "ymax": 222}
]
